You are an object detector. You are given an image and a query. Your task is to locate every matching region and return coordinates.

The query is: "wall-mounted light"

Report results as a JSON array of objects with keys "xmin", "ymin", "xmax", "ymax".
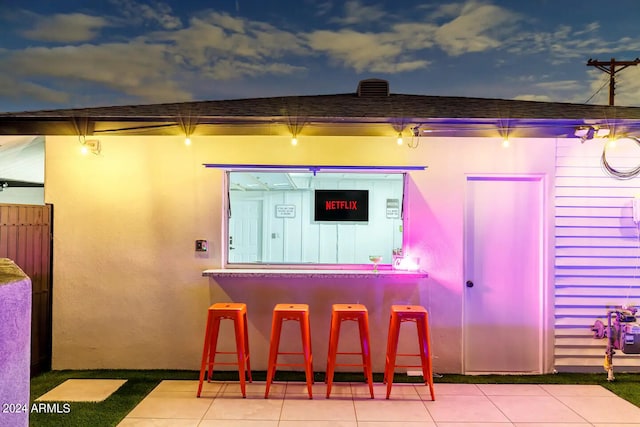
[
  {"xmin": 575, "ymin": 126, "xmax": 610, "ymax": 143},
  {"xmin": 291, "ymin": 135, "xmax": 298, "ymax": 146},
  {"xmin": 177, "ymin": 112, "xmax": 197, "ymax": 146},
  {"xmin": 79, "ymin": 136, "xmax": 101, "ymax": 155},
  {"xmin": 396, "ymin": 132, "xmax": 403, "ymax": 145},
  {"xmin": 502, "ymin": 138, "xmax": 510, "ymax": 148}
]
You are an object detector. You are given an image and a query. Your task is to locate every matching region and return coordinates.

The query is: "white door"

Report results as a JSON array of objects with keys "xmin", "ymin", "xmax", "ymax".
[
  {"xmin": 463, "ymin": 176, "xmax": 544, "ymax": 373},
  {"xmin": 228, "ymin": 200, "xmax": 262, "ymax": 263}
]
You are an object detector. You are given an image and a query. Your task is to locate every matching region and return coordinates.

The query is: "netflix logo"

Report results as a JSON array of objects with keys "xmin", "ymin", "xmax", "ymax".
[
  {"xmin": 315, "ymin": 190, "xmax": 368, "ymax": 222},
  {"xmin": 325, "ymin": 200, "xmax": 358, "ymax": 210}
]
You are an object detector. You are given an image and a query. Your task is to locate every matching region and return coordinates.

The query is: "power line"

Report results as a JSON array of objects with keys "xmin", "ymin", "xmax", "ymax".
[
  {"xmin": 584, "ymin": 75, "xmax": 610, "ymax": 104},
  {"xmin": 586, "ymin": 57, "xmax": 640, "ymax": 106}
]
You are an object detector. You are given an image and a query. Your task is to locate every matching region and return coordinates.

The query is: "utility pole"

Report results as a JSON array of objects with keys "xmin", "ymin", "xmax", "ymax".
[{"xmin": 587, "ymin": 57, "xmax": 640, "ymax": 106}]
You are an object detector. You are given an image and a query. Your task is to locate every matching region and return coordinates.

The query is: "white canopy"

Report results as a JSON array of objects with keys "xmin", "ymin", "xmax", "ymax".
[{"xmin": 0, "ymin": 136, "xmax": 44, "ymax": 184}]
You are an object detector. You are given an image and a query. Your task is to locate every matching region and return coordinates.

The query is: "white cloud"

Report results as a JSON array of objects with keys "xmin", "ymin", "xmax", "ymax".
[
  {"xmin": 306, "ymin": 29, "xmax": 430, "ymax": 73},
  {"xmin": 535, "ymin": 80, "xmax": 581, "ymax": 91},
  {"xmin": 21, "ymin": 13, "xmax": 109, "ymax": 43},
  {"xmin": 434, "ymin": 2, "xmax": 521, "ymax": 56},
  {"xmin": 110, "ymin": 0, "xmax": 182, "ymax": 30},
  {"xmin": 330, "ymin": 0, "xmax": 386, "ymax": 25},
  {"xmin": 0, "ymin": 73, "xmax": 70, "ymax": 104},
  {"xmin": 514, "ymin": 94, "xmax": 552, "ymax": 102},
  {"xmin": 155, "ymin": 12, "xmax": 308, "ymax": 75},
  {"xmin": 0, "ymin": 42, "xmax": 192, "ymax": 103},
  {"xmin": 507, "ymin": 22, "xmax": 640, "ymax": 63}
]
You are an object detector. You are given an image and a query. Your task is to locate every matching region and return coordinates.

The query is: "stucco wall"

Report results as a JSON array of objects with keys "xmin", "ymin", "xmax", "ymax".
[{"xmin": 45, "ymin": 134, "xmax": 556, "ymax": 373}]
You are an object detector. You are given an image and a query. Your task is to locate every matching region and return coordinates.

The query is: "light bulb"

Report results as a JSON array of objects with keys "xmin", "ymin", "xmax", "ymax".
[
  {"xmin": 185, "ymin": 137, "xmax": 191, "ymax": 146},
  {"xmin": 606, "ymin": 138, "xmax": 617, "ymax": 149},
  {"xmin": 397, "ymin": 133, "xmax": 403, "ymax": 145},
  {"xmin": 291, "ymin": 137, "xmax": 298, "ymax": 146},
  {"xmin": 502, "ymin": 138, "xmax": 510, "ymax": 148},
  {"xmin": 80, "ymin": 145, "xmax": 89, "ymax": 155}
]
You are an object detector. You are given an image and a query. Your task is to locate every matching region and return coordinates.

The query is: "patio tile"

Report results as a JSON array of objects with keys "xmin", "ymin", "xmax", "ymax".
[
  {"xmin": 540, "ymin": 384, "xmax": 617, "ymax": 397},
  {"xmin": 198, "ymin": 420, "xmax": 279, "ymax": 427},
  {"xmin": 220, "ymin": 381, "xmax": 285, "ymax": 397},
  {"xmin": 488, "ymin": 395, "xmax": 588, "ymax": 423},
  {"xmin": 117, "ymin": 418, "xmax": 200, "ymax": 426},
  {"xmin": 437, "ymin": 424, "xmax": 514, "ymax": 427},
  {"xmin": 592, "ymin": 424, "xmax": 640, "ymax": 427},
  {"xmin": 125, "ymin": 392, "xmax": 213, "ymax": 419},
  {"xmin": 279, "ymin": 420, "xmax": 357, "ymax": 427},
  {"xmin": 36, "ymin": 379, "xmax": 127, "ymax": 402},
  {"xmin": 285, "ymin": 381, "xmax": 328, "ymax": 397},
  {"xmin": 511, "ymin": 424, "xmax": 591, "ymax": 427},
  {"xmin": 358, "ymin": 423, "xmax": 438, "ymax": 427},
  {"xmin": 280, "ymin": 398, "xmax": 357, "ymax": 421},
  {"xmin": 554, "ymin": 395, "xmax": 640, "ymax": 424},
  {"xmin": 428, "ymin": 383, "xmax": 484, "ymax": 396},
  {"xmin": 354, "ymin": 399, "xmax": 434, "ymax": 423},
  {"xmin": 202, "ymin": 395, "xmax": 284, "ymax": 420},
  {"xmin": 425, "ymin": 394, "xmax": 510, "ymax": 423},
  {"xmin": 363, "ymin": 382, "xmax": 420, "ymax": 399},
  {"xmin": 149, "ymin": 379, "xmax": 222, "ymax": 398},
  {"xmin": 477, "ymin": 384, "xmax": 548, "ymax": 396}
]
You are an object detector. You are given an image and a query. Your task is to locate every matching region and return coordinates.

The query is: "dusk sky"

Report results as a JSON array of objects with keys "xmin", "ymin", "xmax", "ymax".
[{"xmin": 1, "ymin": 0, "xmax": 639, "ymax": 112}]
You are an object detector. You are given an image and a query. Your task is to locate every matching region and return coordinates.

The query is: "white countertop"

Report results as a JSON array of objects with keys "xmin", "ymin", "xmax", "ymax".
[{"xmin": 202, "ymin": 268, "xmax": 428, "ymax": 279}]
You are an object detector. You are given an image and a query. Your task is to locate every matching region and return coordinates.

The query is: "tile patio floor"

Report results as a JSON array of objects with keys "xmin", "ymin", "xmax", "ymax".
[{"xmin": 115, "ymin": 380, "xmax": 640, "ymax": 426}]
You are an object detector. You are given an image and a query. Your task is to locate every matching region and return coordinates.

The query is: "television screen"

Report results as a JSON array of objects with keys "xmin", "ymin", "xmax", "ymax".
[{"xmin": 314, "ymin": 190, "xmax": 369, "ymax": 222}]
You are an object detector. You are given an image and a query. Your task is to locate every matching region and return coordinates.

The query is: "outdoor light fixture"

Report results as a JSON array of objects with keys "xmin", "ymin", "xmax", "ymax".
[
  {"xmin": 502, "ymin": 138, "xmax": 510, "ymax": 148},
  {"xmin": 575, "ymin": 126, "xmax": 610, "ymax": 143},
  {"xmin": 184, "ymin": 135, "xmax": 192, "ymax": 146},
  {"xmin": 79, "ymin": 136, "xmax": 101, "ymax": 155},
  {"xmin": 397, "ymin": 132, "xmax": 403, "ymax": 145},
  {"xmin": 291, "ymin": 135, "xmax": 298, "ymax": 146}
]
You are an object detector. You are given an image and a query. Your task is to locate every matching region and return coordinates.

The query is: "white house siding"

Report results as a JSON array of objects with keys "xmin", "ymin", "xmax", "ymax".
[{"xmin": 555, "ymin": 138, "xmax": 640, "ymax": 371}]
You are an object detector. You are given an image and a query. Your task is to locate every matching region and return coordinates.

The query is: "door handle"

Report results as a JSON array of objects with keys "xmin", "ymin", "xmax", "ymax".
[{"xmin": 466, "ymin": 280, "xmax": 474, "ymax": 288}]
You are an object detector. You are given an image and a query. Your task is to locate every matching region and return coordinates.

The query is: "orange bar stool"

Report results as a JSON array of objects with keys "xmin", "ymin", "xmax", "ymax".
[
  {"xmin": 326, "ymin": 303, "xmax": 374, "ymax": 398},
  {"xmin": 265, "ymin": 303, "xmax": 314, "ymax": 399},
  {"xmin": 384, "ymin": 305, "xmax": 435, "ymax": 400},
  {"xmin": 197, "ymin": 302, "xmax": 252, "ymax": 398}
]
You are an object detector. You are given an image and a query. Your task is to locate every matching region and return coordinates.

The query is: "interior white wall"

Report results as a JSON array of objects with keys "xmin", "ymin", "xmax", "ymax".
[
  {"xmin": 0, "ymin": 187, "xmax": 44, "ymax": 205},
  {"xmin": 45, "ymin": 134, "xmax": 556, "ymax": 373}
]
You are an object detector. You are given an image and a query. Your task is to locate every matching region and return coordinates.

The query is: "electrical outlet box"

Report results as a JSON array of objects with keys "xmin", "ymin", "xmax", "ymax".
[{"xmin": 195, "ymin": 239, "xmax": 208, "ymax": 252}]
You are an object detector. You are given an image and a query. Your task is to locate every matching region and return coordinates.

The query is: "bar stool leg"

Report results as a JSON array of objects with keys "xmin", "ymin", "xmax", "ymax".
[
  {"xmin": 264, "ymin": 313, "xmax": 283, "ymax": 398},
  {"xmin": 301, "ymin": 313, "xmax": 314, "ymax": 399},
  {"xmin": 197, "ymin": 311, "xmax": 214, "ymax": 398},
  {"xmin": 385, "ymin": 315, "xmax": 400, "ymax": 399},
  {"xmin": 357, "ymin": 313, "xmax": 374, "ymax": 398},
  {"xmin": 417, "ymin": 316, "xmax": 435, "ymax": 401},
  {"xmin": 233, "ymin": 315, "xmax": 247, "ymax": 397},
  {"xmin": 243, "ymin": 310, "xmax": 253, "ymax": 382},
  {"xmin": 325, "ymin": 312, "xmax": 340, "ymax": 397},
  {"xmin": 207, "ymin": 316, "xmax": 222, "ymax": 381}
]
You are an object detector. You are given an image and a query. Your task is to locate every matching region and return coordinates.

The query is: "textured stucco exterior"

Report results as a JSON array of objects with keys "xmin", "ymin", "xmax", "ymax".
[{"xmin": 45, "ymin": 134, "xmax": 556, "ymax": 373}]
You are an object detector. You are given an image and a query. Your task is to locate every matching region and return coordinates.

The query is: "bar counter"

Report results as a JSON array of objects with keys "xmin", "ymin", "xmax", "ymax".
[
  {"xmin": 202, "ymin": 268, "xmax": 428, "ymax": 279},
  {"xmin": 201, "ymin": 267, "xmax": 430, "ymax": 372}
]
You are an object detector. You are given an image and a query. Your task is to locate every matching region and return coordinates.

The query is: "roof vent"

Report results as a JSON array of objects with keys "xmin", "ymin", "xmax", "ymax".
[{"xmin": 357, "ymin": 78, "xmax": 389, "ymax": 97}]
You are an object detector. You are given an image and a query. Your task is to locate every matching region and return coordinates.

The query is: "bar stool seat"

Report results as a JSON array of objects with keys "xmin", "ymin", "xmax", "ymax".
[
  {"xmin": 326, "ymin": 303, "xmax": 374, "ymax": 398},
  {"xmin": 265, "ymin": 303, "xmax": 314, "ymax": 399},
  {"xmin": 197, "ymin": 302, "xmax": 252, "ymax": 398},
  {"xmin": 384, "ymin": 305, "xmax": 435, "ymax": 400}
]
